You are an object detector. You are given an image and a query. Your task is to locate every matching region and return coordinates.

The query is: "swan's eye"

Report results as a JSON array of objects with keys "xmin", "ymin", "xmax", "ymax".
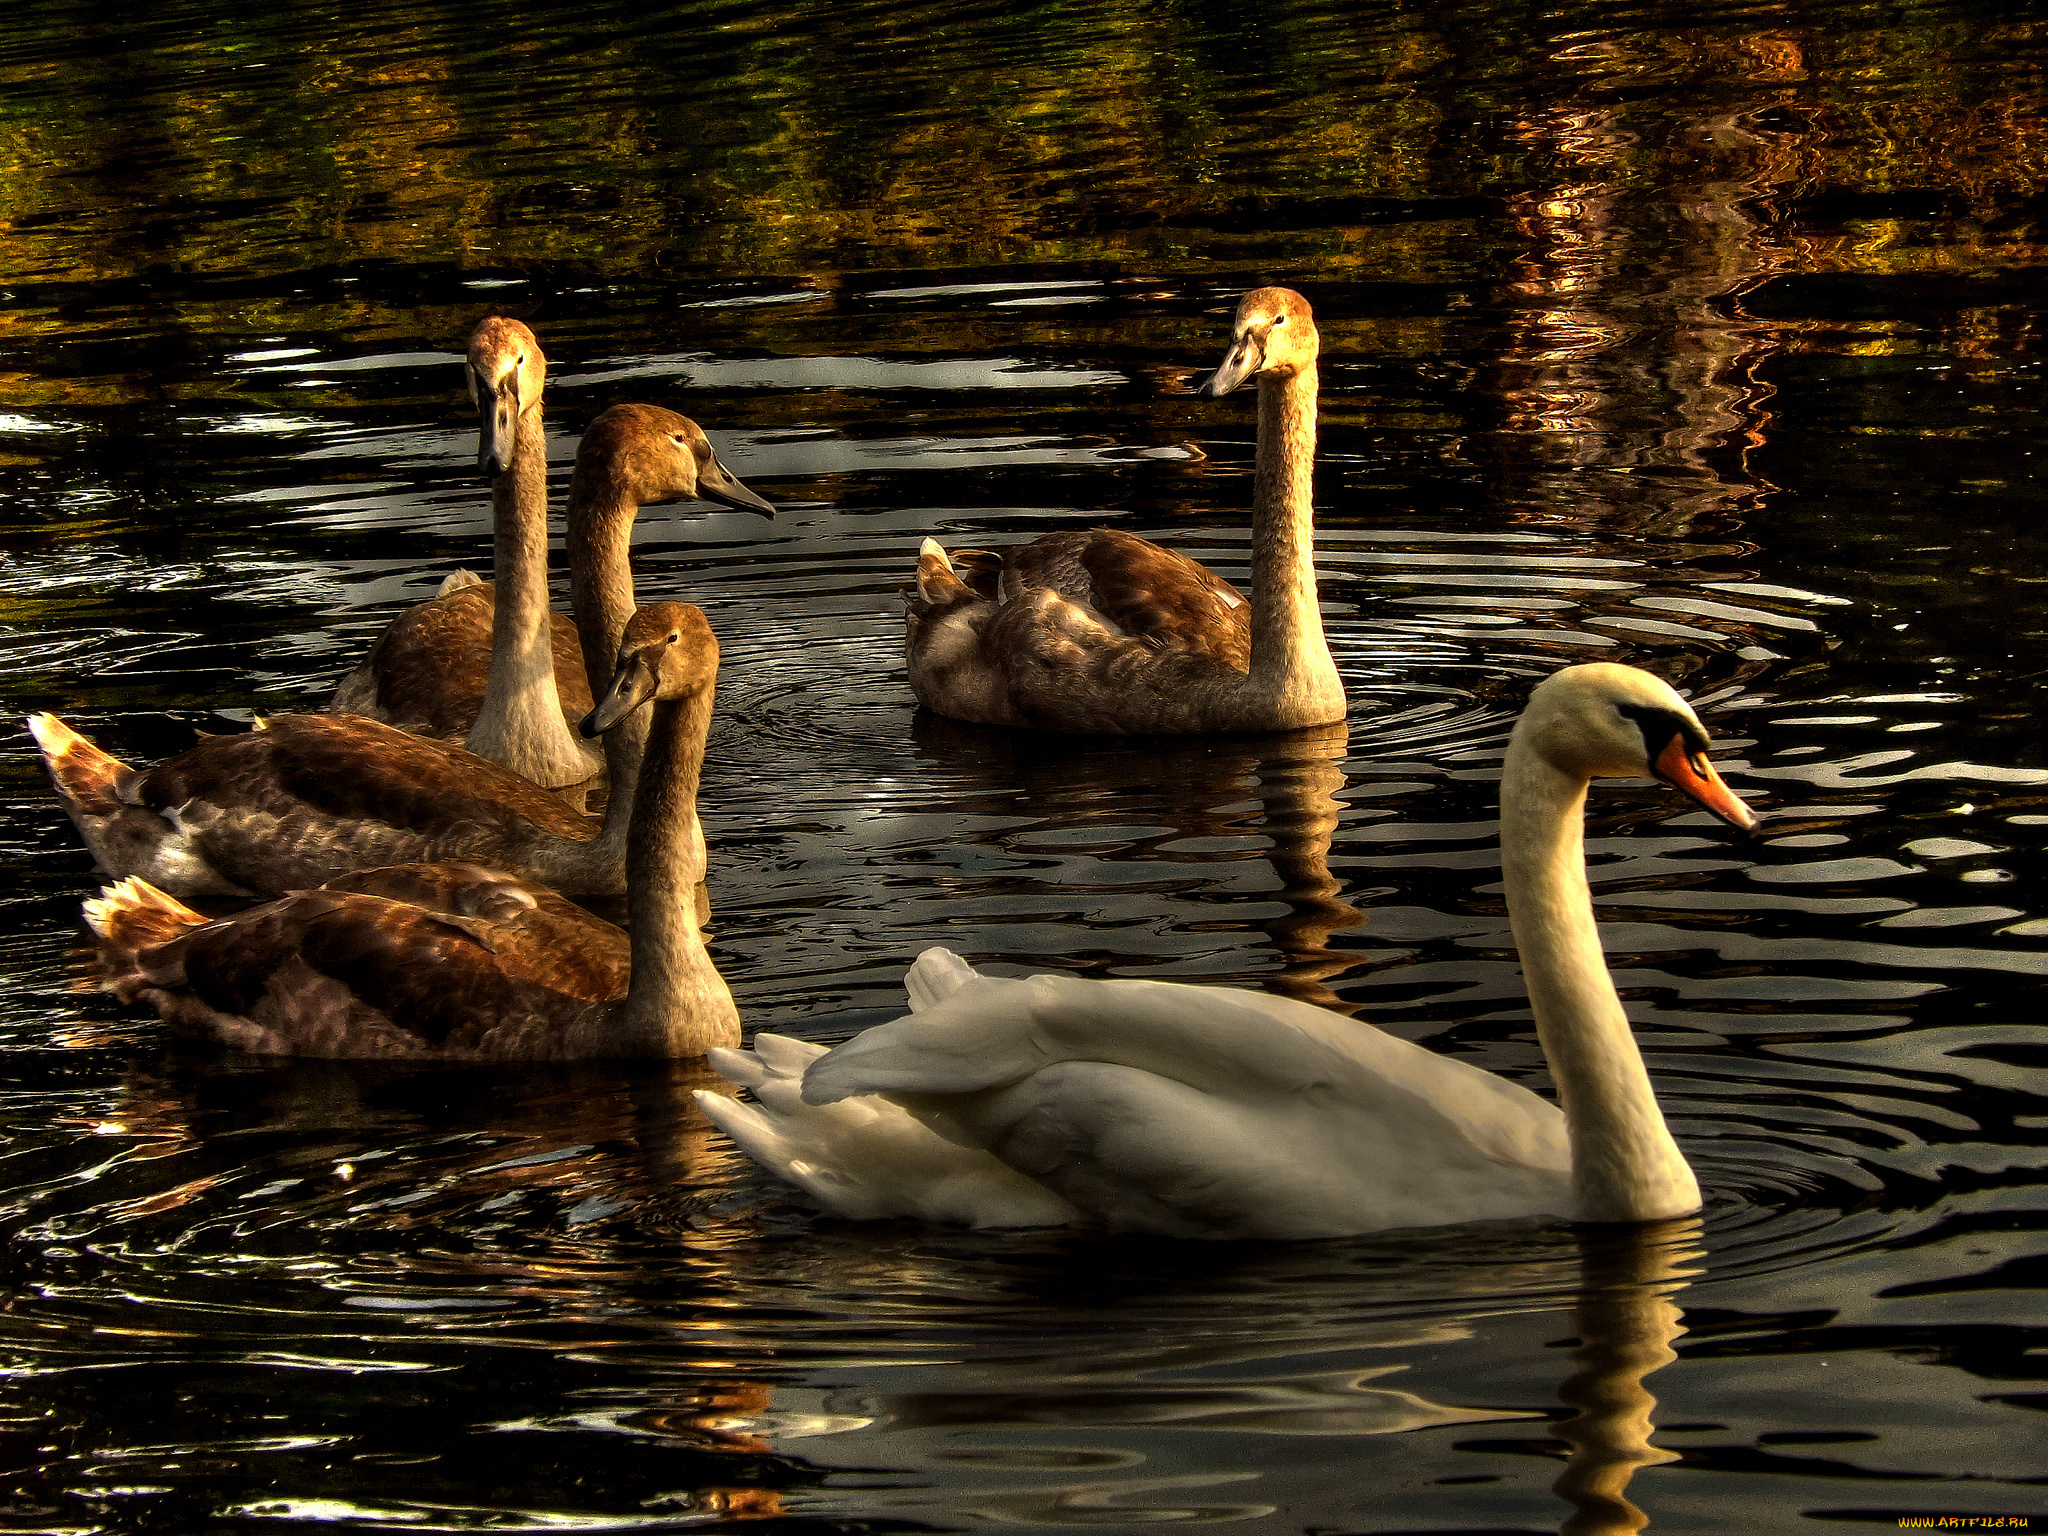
[
  {"xmin": 667, "ymin": 632, "xmax": 680, "ymax": 644},
  {"xmin": 1272, "ymin": 315, "xmax": 1286, "ymax": 327}
]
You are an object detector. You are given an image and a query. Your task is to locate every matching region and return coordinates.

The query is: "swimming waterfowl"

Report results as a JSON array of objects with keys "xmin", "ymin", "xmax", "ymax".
[
  {"xmin": 31, "ymin": 405, "xmax": 756, "ymax": 900},
  {"xmin": 328, "ymin": 319, "xmax": 770, "ymax": 789},
  {"xmin": 86, "ymin": 603, "xmax": 737, "ymax": 1061},
  {"xmin": 699, "ymin": 664, "xmax": 1754, "ymax": 1238},
  {"xmin": 328, "ymin": 318, "xmax": 591, "ymax": 786},
  {"xmin": 905, "ymin": 287, "xmax": 1344, "ymax": 734}
]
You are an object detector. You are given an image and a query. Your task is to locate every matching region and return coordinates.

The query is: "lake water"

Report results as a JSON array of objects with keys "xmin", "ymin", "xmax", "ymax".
[{"xmin": 0, "ymin": 0, "xmax": 2044, "ymax": 1531}]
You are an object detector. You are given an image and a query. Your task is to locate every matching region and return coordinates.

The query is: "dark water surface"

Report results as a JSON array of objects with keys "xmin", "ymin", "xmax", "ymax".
[{"xmin": 2, "ymin": 0, "xmax": 2045, "ymax": 1530}]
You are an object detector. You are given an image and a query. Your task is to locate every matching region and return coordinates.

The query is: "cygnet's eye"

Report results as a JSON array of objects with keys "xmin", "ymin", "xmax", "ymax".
[
  {"xmin": 671, "ymin": 433, "xmax": 688, "ymax": 445},
  {"xmin": 1272, "ymin": 315, "xmax": 1286, "ymax": 327},
  {"xmin": 667, "ymin": 632, "xmax": 681, "ymax": 644}
]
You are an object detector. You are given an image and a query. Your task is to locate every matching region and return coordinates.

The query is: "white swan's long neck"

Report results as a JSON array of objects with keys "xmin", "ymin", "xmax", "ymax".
[
  {"xmin": 1501, "ymin": 745, "xmax": 1701, "ymax": 1224},
  {"xmin": 468, "ymin": 411, "xmax": 591, "ymax": 787},
  {"xmin": 600, "ymin": 687, "xmax": 738, "ymax": 1055},
  {"xmin": 1248, "ymin": 362, "xmax": 1343, "ymax": 723}
]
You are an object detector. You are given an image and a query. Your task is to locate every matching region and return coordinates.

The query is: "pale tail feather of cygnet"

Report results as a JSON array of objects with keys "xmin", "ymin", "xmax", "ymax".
[
  {"xmin": 82, "ymin": 875, "xmax": 208, "ymax": 948},
  {"xmin": 28, "ymin": 712, "xmax": 127, "ymax": 816},
  {"xmin": 697, "ymin": 1031, "xmax": 1078, "ymax": 1228},
  {"xmin": 83, "ymin": 875, "xmax": 214, "ymax": 1003},
  {"xmin": 914, "ymin": 538, "xmax": 961, "ymax": 605}
]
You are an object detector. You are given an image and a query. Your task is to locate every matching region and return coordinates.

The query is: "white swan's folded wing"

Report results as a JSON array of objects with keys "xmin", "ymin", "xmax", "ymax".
[
  {"xmin": 809, "ymin": 958, "xmax": 1568, "ymax": 1170},
  {"xmin": 800, "ymin": 954, "xmax": 1574, "ymax": 1240},
  {"xmin": 695, "ymin": 1035, "xmax": 1077, "ymax": 1229},
  {"xmin": 903, "ymin": 944, "xmax": 979, "ymax": 1012},
  {"xmin": 1160, "ymin": 982, "xmax": 1573, "ymax": 1177}
]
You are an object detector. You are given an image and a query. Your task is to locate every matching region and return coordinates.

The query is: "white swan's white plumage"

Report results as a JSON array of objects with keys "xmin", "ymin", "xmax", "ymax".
[
  {"xmin": 706, "ymin": 1030, "xmax": 1080, "ymax": 1228},
  {"xmin": 697, "ymin": 663, "xmax": 1757, "ymax": 1240},
  {"xmin": 705, "ymin": 953, "xmax": 1571, "ymax": 1238}
]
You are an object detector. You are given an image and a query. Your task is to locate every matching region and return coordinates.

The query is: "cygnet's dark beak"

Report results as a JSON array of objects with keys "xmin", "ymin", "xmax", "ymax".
[
  {"xmin": 476, "ymin": 378, "xmax": 519, "ymax": 482},
  {"xmin": 1198, "ymin": 334, "xmax": 1263, "ymax": 399},
  {"xmin": 581, "ymin": 653, "xmax": 658, "ymax": 737},
  {"xmin": 694, "ymin": 447, "xmax": 776, "ymax": 516}
]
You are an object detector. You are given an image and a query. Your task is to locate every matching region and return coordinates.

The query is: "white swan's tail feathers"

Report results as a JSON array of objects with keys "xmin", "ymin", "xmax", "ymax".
[
  {"xmin": 904, "ymin": 947, "xmax": 978, "ymax": 1012},
  {"xmin": 693, "ymin": 1089, "xmax": 803, "ymax": 1179},
  {"xmin": 707, "ymin": 1035, "xmax": 823, "ymax": 1092},
  {"xmin": 752, "ymin": 1032, "xmax": 830, "ymax": 1079},
  {"xmin": 697, "ymin": 1030, "xmax": 1077, "ymax": 1229},
  {"xmin": 692, "ymin": 1089, "xmax": 900, "ymax": 1218}
]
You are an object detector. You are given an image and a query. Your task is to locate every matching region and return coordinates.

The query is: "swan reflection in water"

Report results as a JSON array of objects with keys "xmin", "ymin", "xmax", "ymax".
[
  {"xmin": 740, "ymin": 1219, "xmax": 1699, "ymax": 1532},
  {"xmin": 1552, "ymin": 1218, "xmax": 1699, "ymax": 1536},
  {"xmin": 903, "ymin": 711, "xmax": 1366, "ymax": 1011}
]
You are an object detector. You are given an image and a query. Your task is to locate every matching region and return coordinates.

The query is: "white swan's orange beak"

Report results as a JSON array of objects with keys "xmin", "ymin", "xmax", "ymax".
[{"xmin": 1653, "ymin": 738, "xmax": 1756, "ymax": 831}]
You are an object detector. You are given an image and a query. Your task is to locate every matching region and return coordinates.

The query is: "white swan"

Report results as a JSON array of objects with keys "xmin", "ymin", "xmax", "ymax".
[
  {"xmin": 905, "ymin": 287, "xmax": 1344, "ymax": 733},
  {"xmin": 84, "ymin": 603, "xmax": 737, "ymax": 1061},
  {"xmin": 697, "ymin": 663, "xmax": 1756, "ymax": 1238}
]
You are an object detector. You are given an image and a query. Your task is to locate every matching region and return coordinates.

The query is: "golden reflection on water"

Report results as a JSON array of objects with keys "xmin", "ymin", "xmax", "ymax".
[
  {"xmin": 1552, "ymin": 1218, "xmax": 1701, "ymax": 1536},
  {"xmin": 2, "ymin": 1, "xmax": 2046, "ymax": 295}
]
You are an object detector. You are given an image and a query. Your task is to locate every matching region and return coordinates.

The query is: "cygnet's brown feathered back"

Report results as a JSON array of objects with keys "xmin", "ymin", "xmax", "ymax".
[
  {"xmin": 82, "ymin": 601, "xmax": 738, "ymax": 1062},
  {"xmin": 31, "ymin": 404, "xmax": 770, "ymax": 901},
  {"xmin": 905, "ymin": 288, "xmax": 1342, "ymax": 735}
]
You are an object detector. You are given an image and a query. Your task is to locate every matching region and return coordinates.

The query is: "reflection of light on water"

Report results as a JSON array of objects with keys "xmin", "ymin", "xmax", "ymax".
[
  {"xmin": 221, "ymin": 1496, "xmax": 712, "ymax": 1526},
  {"xmin": 557, "ymin": 353, "xmax": 1124, "ymax": 393},
  {"xmin": 875, "ymin": 279, "xmax": 1107, "ymax": 301},
  {"xmin": 200, "ymin": 412, "xmax": 332, "ymax": 436},
  {"xmin": 238, "ymin": 351, "xmax": 460, "ymax": 375},
  {"xmin": 727, "ymin": 1226, "xmax": 1710, "ymax": 1531},
  {"xmin": 1550, "ymin": 1220, "xmax": 1701, "ymax": 1536}
]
